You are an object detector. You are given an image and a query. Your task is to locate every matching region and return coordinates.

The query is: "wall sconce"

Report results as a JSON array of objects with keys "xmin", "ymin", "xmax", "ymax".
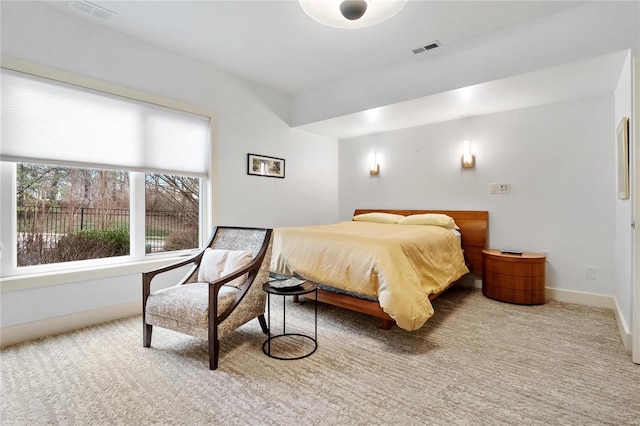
[
  {"xmin": 369, "ymin": 152, "xmax": 379, "ymax": 175},
  {"xmin": 462, "ymin": 140, "xmax": 475, "ymax": 169}
]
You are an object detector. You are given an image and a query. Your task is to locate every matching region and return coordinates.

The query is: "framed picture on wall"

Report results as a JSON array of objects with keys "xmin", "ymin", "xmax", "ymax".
[
  {"xmin": 616, "ymin": 116, "xmax": 629, "ymax": 200},
  {"xmin": 247, "ymin": 153, "xmax": 285, "ymax": 178}
]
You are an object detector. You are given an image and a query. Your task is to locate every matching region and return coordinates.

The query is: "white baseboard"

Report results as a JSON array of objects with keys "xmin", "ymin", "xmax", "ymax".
[
  {"xmin": 544, "ymin": 287, "xmax": 615, "ymax": 309},
  {"xmin": 0, "ymin": 300, "xmax": 141, "ymax": 348},
  {"xmin": 613, "ymin": 297, "xmax": 633, "ymax": 354}
]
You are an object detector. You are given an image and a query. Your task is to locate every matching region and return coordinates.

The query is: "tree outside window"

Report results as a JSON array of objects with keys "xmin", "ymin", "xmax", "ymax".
[{"xmin": 16, "ymin": 163, "xmax": 199, "ymax": 267}]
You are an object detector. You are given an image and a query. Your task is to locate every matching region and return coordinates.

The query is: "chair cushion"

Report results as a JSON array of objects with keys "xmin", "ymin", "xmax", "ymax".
[
  {"xmin": 146, "ymin": 283, "xmax": 239, "ymax": 328},
  {"xmin": 197, "ymin": 248, "xmax": 253, "ymax": 288}
]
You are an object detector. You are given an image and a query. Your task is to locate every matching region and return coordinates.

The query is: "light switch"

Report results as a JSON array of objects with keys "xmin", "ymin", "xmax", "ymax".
[
  {"xmin": 498, "ymin": 183, "xmax": 511, "ymax": 194},
  {"xmin": 490, "ymin": 183, "xmax": 511, "ymax": 194}
]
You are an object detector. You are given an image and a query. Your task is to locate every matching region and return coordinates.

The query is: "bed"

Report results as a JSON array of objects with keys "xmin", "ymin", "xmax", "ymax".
[{"xmin": 270, "ymin": 209, "xmax": 489, "ymax": 330}]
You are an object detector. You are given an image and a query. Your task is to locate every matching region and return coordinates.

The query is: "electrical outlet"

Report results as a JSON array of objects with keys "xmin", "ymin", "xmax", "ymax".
[
  {"xmin": 585, "ymin": 267, "xmax": 597, "ymax": 280},
  {"xmin": 490, "ymin": 183, "xmax": 498, "ymax": 194}
]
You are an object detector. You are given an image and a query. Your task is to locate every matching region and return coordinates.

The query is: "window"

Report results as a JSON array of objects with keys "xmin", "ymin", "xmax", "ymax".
[
  {"xmin": 1, "ymin": 63, "xmax": 213, "ymax": 277},
  {"xmin": 145, "ymin": 173, "xmax": 199, "ymax": 254},
  {"xmin": 17, "ymin": 163, "xmax": 130, "ymax": 266},
  {"xmin": 14, "ymin": 165, "xmax": 200, "ymax": 267}
]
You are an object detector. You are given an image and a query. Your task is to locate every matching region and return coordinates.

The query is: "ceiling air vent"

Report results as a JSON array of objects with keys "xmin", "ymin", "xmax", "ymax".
[
  {"xmin": 412, "ymin": 41, "xmax": 440, "ymax": 55},
  {"xmin": 66, "ymin": 0, "xmax": 117, "ymax": 21}
]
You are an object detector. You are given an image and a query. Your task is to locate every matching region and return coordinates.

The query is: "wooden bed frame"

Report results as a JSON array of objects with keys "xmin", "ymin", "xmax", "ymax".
[{"xmin": 300, "ymin": 209, "xmax": 489, "ymax": 329}]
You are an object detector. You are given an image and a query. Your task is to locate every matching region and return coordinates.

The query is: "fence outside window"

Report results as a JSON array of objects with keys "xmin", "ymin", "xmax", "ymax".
[{"xmin": 17, "ymin": 206, "xmax": 197, "ymax": 266}]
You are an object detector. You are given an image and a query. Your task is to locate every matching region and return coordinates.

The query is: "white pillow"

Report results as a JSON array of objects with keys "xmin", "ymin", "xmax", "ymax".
[
  {"xmin": 398, "ymin": 213, "xmax": 459, "ymax": 229},
  {"xmin": 352, "ymin": 212, "xmax": 405, "ymax": 224},
  {"xmin": 197, "ymin": 248, "xmax": 254, "ymax": 288}
]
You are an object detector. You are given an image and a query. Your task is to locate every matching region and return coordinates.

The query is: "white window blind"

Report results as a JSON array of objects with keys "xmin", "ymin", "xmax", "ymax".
[{"xmin": 1, "ymin": 69, "xmax": 210, "ymax": 177}]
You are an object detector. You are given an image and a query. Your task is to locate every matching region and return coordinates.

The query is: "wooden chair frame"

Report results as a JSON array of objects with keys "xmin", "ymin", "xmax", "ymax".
[{"xmin": 142, "ymin": 226, "xmax": 272, "ymax": 369}]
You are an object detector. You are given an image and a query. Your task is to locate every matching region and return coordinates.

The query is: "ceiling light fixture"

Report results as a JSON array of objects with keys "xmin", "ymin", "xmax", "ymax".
[{"xmin": 299, "ymin": 0, "xmax": 408, "ymax": 29}]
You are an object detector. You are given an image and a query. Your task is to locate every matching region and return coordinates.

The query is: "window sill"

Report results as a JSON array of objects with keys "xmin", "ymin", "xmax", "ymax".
[{"xmin": 0, "ymin": 256, "xmax": 191, "ymax": 293}]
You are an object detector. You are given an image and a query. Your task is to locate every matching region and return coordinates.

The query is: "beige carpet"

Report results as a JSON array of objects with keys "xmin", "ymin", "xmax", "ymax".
[{"xmin": 1, "ymin": 287, "xmax": 639, "ymax": 425}]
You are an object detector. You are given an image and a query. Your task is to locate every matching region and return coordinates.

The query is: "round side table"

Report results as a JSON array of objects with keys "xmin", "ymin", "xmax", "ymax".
[
  {"xmin": 262, "ymin": 280, "xmax": 318, "ymax": 360},
  {"xmin": 481, "ymin": 249, "xmax": 546, "ymax": 305}
]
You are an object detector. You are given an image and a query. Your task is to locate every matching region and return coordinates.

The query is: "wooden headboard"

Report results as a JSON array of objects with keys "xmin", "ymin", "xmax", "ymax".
[{"xmin": 353, "ymin": 209, "xmax": 489, "ymax": 274}]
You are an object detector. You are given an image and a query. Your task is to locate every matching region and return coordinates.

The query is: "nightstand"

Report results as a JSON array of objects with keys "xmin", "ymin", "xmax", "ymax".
[{"xmin": 481, "ymin": 249, "xmax": 546, "ymax": 305}]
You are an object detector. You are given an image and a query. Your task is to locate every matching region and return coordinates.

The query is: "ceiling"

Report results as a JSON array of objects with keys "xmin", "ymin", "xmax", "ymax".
[
  {"xmin": 41, "ymin": 1, "xmax": 626, "ymax": 139},
  {"xmin": 297, "ymin": 49, "xmax": 628, "ymax": 138},
  {"xmin": 49, "ymin": 0, "xmax": 583, "ymax": 96}
]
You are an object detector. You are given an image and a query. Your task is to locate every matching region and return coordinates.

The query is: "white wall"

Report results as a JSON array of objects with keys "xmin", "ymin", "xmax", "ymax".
[
  {"xmin": 0, "ymin": 1, "xmax": 338, "ymax": 339},
  {"xmin": 614, "ymin": 52, "xmax": 634, "ymax": 338},
  {"xmin": 339, "ymin": 94, "xmax": 616, "ymax": 295}
]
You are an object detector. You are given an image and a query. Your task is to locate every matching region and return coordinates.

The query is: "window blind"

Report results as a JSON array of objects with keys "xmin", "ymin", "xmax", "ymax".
[{"xmin": 1, "ymin": 69, "xmax": 210, "ymax": 177}]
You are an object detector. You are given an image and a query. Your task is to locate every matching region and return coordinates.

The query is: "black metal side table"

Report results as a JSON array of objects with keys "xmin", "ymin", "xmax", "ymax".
[{"xmin": 262, "ymin": 280, "xmax": 318, "ymax": 360}]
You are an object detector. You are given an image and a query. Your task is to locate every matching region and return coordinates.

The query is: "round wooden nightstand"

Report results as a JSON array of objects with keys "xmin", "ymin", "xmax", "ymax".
[{"xmin": 481, "ymin": 249, "xmax": 546, "ymax": 305}]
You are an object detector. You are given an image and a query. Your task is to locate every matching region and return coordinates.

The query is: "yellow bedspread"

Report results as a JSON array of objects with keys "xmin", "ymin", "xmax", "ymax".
[{"xmin": 270, "ymin": 221, "xmax": 469, "ymax": 330}]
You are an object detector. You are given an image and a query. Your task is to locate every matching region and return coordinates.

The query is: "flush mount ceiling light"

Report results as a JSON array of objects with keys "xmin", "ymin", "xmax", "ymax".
[{"xmin": 299, "ymin": 0, "xmax": 408, "ymax": 29}]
